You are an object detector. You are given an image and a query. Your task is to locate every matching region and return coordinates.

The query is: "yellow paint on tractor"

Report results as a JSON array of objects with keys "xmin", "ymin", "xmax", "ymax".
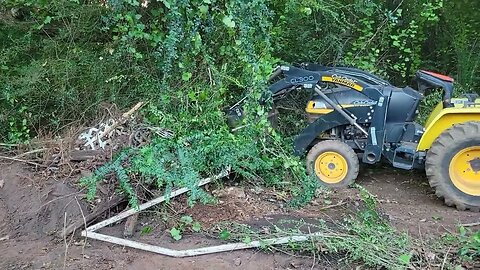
[
  {"xmin": 449, "ymin": 146, "xmax": 480, "ymax": 196},
  {"xmin": 417, "ymin": 106, "xmax": 480, "ymax": 151},
  {"xmin": 314, "ymin": 151, "xmax": 348, "ymax": 184},
  {"xmin": 321, "ymin": 76, "xmax": 363, "ymax": 91},
  {"xmin": 424, "ymin": 102, "xmax": 444, "ymax": 129},
  {"xmin": 305, "ymin": 101, "xmax": 371, "ymax": 114},
  {"xmin": 305, "ymin": 104, "xmax": 334, "ymax": 114},
  {"xmin": 423, "ymin": 99, "xmax": 480, "ymax": 129}
]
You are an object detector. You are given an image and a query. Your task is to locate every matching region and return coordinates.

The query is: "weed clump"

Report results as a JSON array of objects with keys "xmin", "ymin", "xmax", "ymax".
[{"xmin": 210, "ymin": 186, "xmax": 412, "ymax": 269}]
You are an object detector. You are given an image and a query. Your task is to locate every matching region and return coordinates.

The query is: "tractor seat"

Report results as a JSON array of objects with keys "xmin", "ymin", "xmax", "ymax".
[
  {"xmin": 419, "ymin": 70, "xmax": 454, "ymax": 83},
  {"xmin": 415, "ymin": 70, "xmax": 454, "ymax": 108}
]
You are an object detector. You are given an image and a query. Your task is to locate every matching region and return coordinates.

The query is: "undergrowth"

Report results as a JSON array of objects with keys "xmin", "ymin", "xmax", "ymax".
[
  {"xmin": 209, "ymin": 185, "xmax": 480, "ymax": 269},
  {"xmin": 3, "ymin": 0, "xmax": 480, "ymax": 210},
  {"xmin": 210, "ymin": 185, "xmax": 412, "ymax": 269},
  {"xmin": 80, "ymin": 125, "xmax": 318, "ymax": 207}
]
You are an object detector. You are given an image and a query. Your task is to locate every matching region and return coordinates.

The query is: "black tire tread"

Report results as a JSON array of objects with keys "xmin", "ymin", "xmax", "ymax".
[{"xmin": 426, "ymin": 121, "xmax": 480, "ymax": 211}]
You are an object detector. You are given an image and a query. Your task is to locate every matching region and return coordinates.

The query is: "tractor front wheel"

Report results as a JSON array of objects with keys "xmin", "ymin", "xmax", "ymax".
[
  {"xmin": 306, "ymin": 140, "xmax": 359, "ymax": 188},
  {"xmin": 426, "ymin": 121, "xmax": 480, "ymax": 211}
]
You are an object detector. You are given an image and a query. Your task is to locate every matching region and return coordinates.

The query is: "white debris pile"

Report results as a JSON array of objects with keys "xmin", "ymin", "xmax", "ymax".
[
  {"xmin": 78, "ymin": 119, "xmax": 116, "ymax": 150},
  {"xmin": 73, "ymin": 102, "xmax": 173, "ymax": 159}
]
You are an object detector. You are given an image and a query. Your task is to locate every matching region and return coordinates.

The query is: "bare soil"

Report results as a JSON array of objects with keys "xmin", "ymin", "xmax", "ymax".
[{"xmin": 0, "ymin": 162, "xmax": 478, "ymax": 269}]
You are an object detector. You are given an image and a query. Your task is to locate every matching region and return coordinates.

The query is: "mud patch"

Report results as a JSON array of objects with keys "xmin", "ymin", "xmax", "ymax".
[{"xmin": 0, "ymin": 163, "xmax": 88, "ymax": 241}]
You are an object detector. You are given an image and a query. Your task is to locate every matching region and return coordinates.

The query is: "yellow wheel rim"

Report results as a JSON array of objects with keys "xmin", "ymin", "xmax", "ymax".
[
  {"xmin": 314, "ymin": 151, "xmax": 348, "ymax": 184},
  {"xmin": 449, "ymin": 146, "xmax": 480, "ymax": 196}
]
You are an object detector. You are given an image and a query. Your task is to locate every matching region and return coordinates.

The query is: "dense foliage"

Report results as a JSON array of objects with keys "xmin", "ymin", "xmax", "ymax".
[{"xmin": 1, "ymin": 0, "xmax": 479, "ymax": 204}]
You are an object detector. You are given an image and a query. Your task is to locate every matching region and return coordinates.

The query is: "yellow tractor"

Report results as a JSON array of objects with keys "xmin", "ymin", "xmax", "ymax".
[{"xmin": 261, "ymin": 63, "xmax": 480, "ymax": 211}]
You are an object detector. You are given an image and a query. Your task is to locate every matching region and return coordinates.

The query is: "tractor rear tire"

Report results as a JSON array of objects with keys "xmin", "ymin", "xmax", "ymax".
[
  {"xmin": 306, "ymin": 140, "xmax": 359, "ymax": 188},
  {"xmin": 426, "ymin": 121, "xmax": 480, "ymax": 211}
]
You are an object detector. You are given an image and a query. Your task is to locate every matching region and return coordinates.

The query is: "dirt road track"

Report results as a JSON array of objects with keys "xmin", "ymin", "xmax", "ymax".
[{"xmin": 0, "ymin": 163, "xmax": 478, "ymax": 269}]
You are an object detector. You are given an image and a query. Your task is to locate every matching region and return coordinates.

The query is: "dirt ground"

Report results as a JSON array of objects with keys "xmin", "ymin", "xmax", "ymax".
[{"xmin": 0, "ymin": 162, "xmax": 478, "ymax": 270}]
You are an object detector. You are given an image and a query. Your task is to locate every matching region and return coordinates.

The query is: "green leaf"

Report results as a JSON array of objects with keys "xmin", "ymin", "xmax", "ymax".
[
  {"xmin": 161, "ymin": 0, "xmax": 171, "ymax": 9},
  {"xmin": 222, "ymin": 16, "xmax": 236, "ymax": 28},
  {"xmin": 302, "ymin": 7, "xmax": 312, "ymax": 15},
  {"xmin": 242, "ymin": 236, "xmax": 251, "ymax": 244},
  {"xmin": 182, "ymin": 72, "xmax": 192, "ymax": 81},
  {"xmin": 473, "ymin": 231, "xmax": 480, "ymax": 242},
  {"xmin": 191, "ymin": 222, "xmax": 201, "ymax": 232},
  {"xmin": 199, "ymin": 5, "xmax": 208, "ymax": 14},
  {"xmin": 140, "ymin": 226, "xmax": 152, "ymax": 235},
  {"xmin": 398, "ymin": 253, "xmax": 411, "ymax": 265},
  {"xmin": 219, "ymin": 229, "xmax": 231, "ymax": 240},
  {"xmin": 170, "ymin": 227, "xmax": 182, "ymax": 241},
  {"xmin": 44, "ymin": 16, "xmax": 52, "ymax": 25},
  {"xmin": 180, "ymin": 215, "xmax": 193, "ymax": 224}
]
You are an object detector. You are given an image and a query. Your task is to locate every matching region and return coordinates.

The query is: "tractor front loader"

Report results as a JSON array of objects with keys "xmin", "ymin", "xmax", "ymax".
[{"xmin": 229, "ymin": 63, "xmax": 480, "ymax": 211}]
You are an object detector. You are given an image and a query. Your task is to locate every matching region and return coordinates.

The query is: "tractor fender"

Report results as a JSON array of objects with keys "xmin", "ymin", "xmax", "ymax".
[
  {"xmin": 293, "ymin": 111, "xmax": 349, "ymax": 155},
  {"xmin": 417, "ymin": 107, "xmax": 480, "ymax": 151}
]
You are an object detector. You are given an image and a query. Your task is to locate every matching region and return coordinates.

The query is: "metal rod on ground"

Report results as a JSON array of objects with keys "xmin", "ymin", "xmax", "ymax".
[
  {"xmin": 84, "ymin": 169, "xmax": 230, "ymax": 232},
  {"xmin": 82, "ymin": 231, "xmax": 331, "ymax": 258},
  {"xmin": 80, "ymin": 167, "xmax": 338, "ymax": 258}
]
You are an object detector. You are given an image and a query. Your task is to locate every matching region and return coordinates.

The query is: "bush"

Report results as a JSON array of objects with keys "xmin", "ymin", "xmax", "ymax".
[{"xmin": 1, "ymin": 0, "xmax": 479, "ymax": 204}]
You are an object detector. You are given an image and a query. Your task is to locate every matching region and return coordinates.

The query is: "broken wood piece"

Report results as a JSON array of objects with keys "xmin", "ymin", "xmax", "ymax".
[
  {"xmin": 99, "ymin": 101, "xmax": 145, "ymax": 140},
  {"xmin": 318, "ymin": 201, "xmax": 347, "ymax": 211},
  {"xmin": 0, "ymin": 143, "xmax": 19, "ymax": 147},
  {"xmin": 461, "ymin": 222, "xmax": 480, "ymax": 227},
  {"xmin": 13, "ymin": 148, "xmax": 48, "ymax": 159},
  {"xmin": 124, "ymin": 213, "xmax": 139, "ymax": 237},
  {"xmin": 60, "ymin": 196, "xmax": 125, "ymax": 238},
  {"xmin": 69, "ymin": 150, "xmax": 104, "ymax": 161},
  {"xmin": 122, "ymin": 102, "xmax": 145, "ymax": 119},
  {"xmin": 0, "ymin": 156, "xmax": 47, "ymax": 167}
]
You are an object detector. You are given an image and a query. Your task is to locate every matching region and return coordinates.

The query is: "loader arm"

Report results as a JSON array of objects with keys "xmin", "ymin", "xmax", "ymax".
[
  {"xmin": 268, "ymin": 65, "xmax": 390, "ymax": 162},
  {"xmin": 268, "ymin": 65, "xmax": 376, "ymax": 98}
]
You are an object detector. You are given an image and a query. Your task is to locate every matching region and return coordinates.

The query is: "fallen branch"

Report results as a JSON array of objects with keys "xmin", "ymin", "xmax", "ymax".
[
  {"xmin": 60, "ymin": 196, "xmax": 125, "ymax": 238},
  {"xmin": 0, "ymin": 143, "xmax": 19, "ymax": 147},
  {"xmin": 461, "ymin": 222, "xmax": 480, "ymax": 227},
  {"xmin": 99, "ymin": 101, "xmax": 145, "ymax": 140},
  {"xmin": 14, "ymin": 148, "xmax": 49, "ymax": 159},
  {"xmin": 0, "ymin": 155, "xmax": 47, "ymax": 167},
  {"xmin": 440, "ymin": 246, "xmax": 451, "ymax": 270},
  {"xmin": 319, "ymin": 201, "xmax": 347, "ymax": 211}
]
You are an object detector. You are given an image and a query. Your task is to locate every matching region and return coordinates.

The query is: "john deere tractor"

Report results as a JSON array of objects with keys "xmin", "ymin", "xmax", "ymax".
[{"xmin": 229, "ymin": 63, "xmax": 480, "ymax": 211}]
